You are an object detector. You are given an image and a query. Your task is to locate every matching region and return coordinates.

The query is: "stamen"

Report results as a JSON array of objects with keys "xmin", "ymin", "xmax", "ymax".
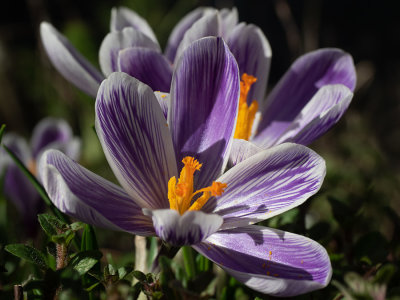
[
  {"xmin": 234, "ymin": 73, "xmax": 258, "ymax": 140},
  {"xmin": 28, "ymin": 159, "xmax": 37, "ymax": 177},
  {"xmin": 168, "ymin": 157, "xmax": 227, "ymax": 215}
]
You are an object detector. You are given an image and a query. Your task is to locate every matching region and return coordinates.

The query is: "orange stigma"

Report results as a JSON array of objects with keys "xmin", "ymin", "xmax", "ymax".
[
  {"xmin": 168, "ymin": 157, "xmax": 227, "ymax": 215},
  {"xmin": 234, "ymin": 73, "xmax": 258, "ymax": 140}
]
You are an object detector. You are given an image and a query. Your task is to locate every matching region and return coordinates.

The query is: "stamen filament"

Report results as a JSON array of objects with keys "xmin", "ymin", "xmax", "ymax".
[
  {"xmin": 234, "ymin": 73, "xmax": 258, "ymax": 140},
  {"xmin": 168, "ymin": 157, "xmax": 227, "ymax": 215}
]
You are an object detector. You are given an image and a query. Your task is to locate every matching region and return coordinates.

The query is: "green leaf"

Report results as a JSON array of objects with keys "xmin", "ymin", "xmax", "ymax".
[
  {"xmin": 70, "ymin": 250, "xmax": 103, "ymax": 275},
  {"xmin": 118, "ymin": 266, "xmax": 133, "ymax": 280},
  {"xmin": 51, "ymin": 230, "xmax": 75, "ymax": 246},
  {"xmin": 146, "ymin": 273, "xmax": 154, "ymax": 283},
  {"xmin": 374, "ymin": 264, "xmax": 397, "ymax": 284},
  {"xmin": 132, "ymin": 270, "xmax": 147, "ymax": 282},
  {"xmin": 85, "ymin": 281, "xmax": 101, "ymax": 292},
  {"xmin": 70, "ymin": 222, "xmax": 85, "ymax": 232},
  {"xmin": 38, "ymin": 214, "xmax": 66, "ymax": 237},
  {"xmin": 5, "ymin": 244, "xmax": 48, "ymax": 269},
  {"xmin": 354, "ymin": 232, "xmax": 389, "ymax": 264},
  {"xmin": 0, "ymin": 124, "xmax": 6, "ymax": 143},
  {"xmin": 130, "ymin": 282, "xmax": 143, "ymax": 300},
  {"xmin": 81, "ymin": 224, "xmax": 98, "ymax": 251},
  {"xmin": 152, "ymin": 291, "xmax": 164, "ymax": 299}
]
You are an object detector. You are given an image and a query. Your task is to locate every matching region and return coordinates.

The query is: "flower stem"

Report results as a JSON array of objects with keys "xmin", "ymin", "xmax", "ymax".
[
  {"xmin": 150, "ymin": 242, "xmax": 179, "ymax": 273},
  {"xmin": 182, "ymin": 246, "xmax": 196, "ymax": 280}
]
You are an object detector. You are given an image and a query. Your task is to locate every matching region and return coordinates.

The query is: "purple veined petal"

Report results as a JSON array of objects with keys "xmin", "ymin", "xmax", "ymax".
[
  {"xmin": 110, "ymin": 6, "xmax": 158, "ymax": 43},
  {"xmin": 219, "ymin": 7, "xmax": 238, "ymax": 39},
  {"xmin": 154, "ymin": 91, "xmax": 170, "ymax": 119},
  {"xmin": 194, "ymin": 225, "xmax": 332, "ymax": 297},
  {"xmin": 118, "ymin": 47, "xmax": 172, "ymax": 92},
  {"xmin": 164, "ymin": 7, "xmax": 214, "ymax": 62},
  {"xmin": 40, "ymin": 22, "xmax": 104, "ymax": 97},
  {"xmin": 254, "ymin": 48, "xmax": 356, "ymax": 148},
  {"xmin": 173, "ymin": 10, "xmax": 221, "ymax": 65},
  {"xmin": 4, "ymin": 162, "xmax": 41, "ymax": 217},
  {"xmin": 143, "ymin": 208, "xmax": 222, "ymax": 246},
  {"xmin": 169, "ymin": 37, "xmax": 240, "ymax": 188},
  {"xmin": 203, "ymin": 143, "xmax": 325, "ymax": 229},
  {"xmin": 95, "ymin": 72, "xmax": 178, "ymax": 209},
  {"xmin": 99, "ymin": 27, "xmax": 160, "ymax": 76},
  {"xmin": 228, "ymin": 139, "xmax": 263, "ymax": 167},
  {"xmin": 39, "ymin": 150, "xmax": 155, "ymax": 235},
  {"xmin": 227, "ymin": 23, "xmax": 272, "ymax": 105},
  {"xmin": 35, "ymin": 137, "xmax": 81, "ymax": 171},
  {"xmin": 30, "ymin": 117, "xmax": 73, "ymax": 158},
  {"xmin": 274, "ymin": 84, "xmax": 353, "ymax": 146},
  {"xmin": 2, "ymin": 134, "xmax": 39, "ymax": 220},
  {"xmin": 1, "ymin": 134, "xmax": 31, "ymax": 167}
]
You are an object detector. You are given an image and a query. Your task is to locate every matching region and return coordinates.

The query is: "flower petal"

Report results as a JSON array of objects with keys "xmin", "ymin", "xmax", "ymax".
[
  {"xmin": 164, "ymin": 7, "xmax": 213, "ymax": 62},
  {"xmin": 255, "ymin": 48, "xmax": 356, "ymax": 148},
  {"xmin": 95, "ymin": 72, "xmax": 178, "ymax": 209},
  {"xmin": 169, "ymin": 37, "xmax": 240, "ymax": 188},
  {"xmin": 275, "ymin": 84, "xmax": 353, "ymax": 146},
  {"xmin": 1, "ymin": 134, "xmax": 39, "ymax": 218},
  {"xmin": 31, "ymin": 118, "xmax": 73, "ymax": 158},
  {"xmin": 154, "ymin": 91, "xmax": 170, "ymax": 119},
  {"xmin": 228, "ymin": 139, "xmax": 263, "ymax": 167},
  {"xmin": 220, "ymin": 7, "xmax": 238, "ymax": 38},
  {"xmin": 194, "ymin": 225, "xmax": 332, "ymax": 297},
  {"xmin": 40, "ymin": 22, "xmax": 104, "ymax": 97},
  {"xmin": 99, "ymin": 27, "xmax": 160, "ymax": 76},
  {"xmin": 110, "ymin": 6, "xmax": 158, "ymax": 43},
  {"xmin": 173, "ymin": 10, "xmax": 220, "ymax": 65},
  {"xmin": 39, "ymin": 150, "xmax": 155, "ymax": 235},
  {"xmin": 203, "ymin": 143, "xmax": 325, "ymax": 229},
  {"xmin": 118, "ymin": 47, "xmax": 172, "ymax": 92},
  {"xmin": 227, "ymin": 23, "xmax": 272, "ymax": 105},
  {"xmin": 1, "ymin": 134, "xmax": 31, "ymax": 168},
  {"xmin": 143, "ymin": 208, "xmax": 222, "ymax": 246}
]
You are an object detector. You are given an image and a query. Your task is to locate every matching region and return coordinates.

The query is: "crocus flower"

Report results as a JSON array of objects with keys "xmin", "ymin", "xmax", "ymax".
[
  {"xmin": 39, "ymin": 38, "xmax": 330, "ymax": 297},
  {"xmin": 40, "ymin": 6, "xmax": 237, "ymax": 97},
  {"xmin": 0, "ymin": 118, "xmax": 80, "ymax": 236},
  {"xmin": 40, "ymin": 6, "xmax": 356, "ymax": 160}
]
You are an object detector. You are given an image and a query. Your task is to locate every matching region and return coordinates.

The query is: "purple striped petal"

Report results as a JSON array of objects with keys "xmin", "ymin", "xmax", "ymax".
[
  {"xmin": 95, "ymin": 72, "xmax": 178, "ymax": 209},
  {"xmin": 220, "ymin": 7, "xmax": 238, "ymax": 38},
  {"xmin": 227, "ymin": 23, "xmax": 272, "ymax": 105},
  {"xmin": 274, "ymin": 85, "xmax": 353, "ymax": 146},
  {"xmin": 203, "ymin": 143, "xmax": 325, "ymax": 229},
  {"xmin": 39, "ymin": 150, "xmax": 155, "ymax": 235},
  {"xmin": 40, "ymin": 22, "xmax": 104, "ymax": 97},
  {"xmin": 154, "ymin": 91, "xmax": 170, "ymax": 119},
  {"xmin": 169, "ymin": 37, "xmax": 240, "ymax": 188},
  {"xmin": 143, "ymin": 209, "xmax": 222, "ymax": 246},
  {"xmin": 118, "ymin": 47, "xmax": 172, "ymax": 92},
  {"xmin": 99, "ymin": 27, "xmax": 160, "ymax": 76},
  {"xmin": 1, "ymin": 134, "xmax": 39, "ymax": 220},
  {"xmin": 254, "ymin": 48, "xmax": 356, "ymax": 148},
  {"xmin": 164, "ymin": 7, "xmax": 212, "ymax": 62},
  {"xmin": 173, "ymin": 11, "xmax": 220, "ymax": 65},
  {"xmin": 31, "ymin": 118, "xmax": 73, "ymax": 158},
  {"xmin": 110, "ymin": 6, "xmax": 158, "ymax": 43},
  {"xmin": 1, "ymin": 134, "xmax": 31, "ymax": 167},
  {"xmin": 228, "ymin": 139, "xmax": 263, "ymax": 167},
  {"xmin": 4, "ymin": 162, "xmax": 42, "ymax": 232},
  {"xmin": 194, "ymin": 225, "xmax": 331, "ymax": 297}
]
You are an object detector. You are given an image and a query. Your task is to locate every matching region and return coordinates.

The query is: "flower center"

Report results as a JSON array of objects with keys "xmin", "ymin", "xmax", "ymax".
[
  {"xmin": 168, "ymin": 156, "xmax": 227, "ymax": 215},
  {"xmin": 233, "ymin": 73, "xmax": 258, "ymax": 141}
]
